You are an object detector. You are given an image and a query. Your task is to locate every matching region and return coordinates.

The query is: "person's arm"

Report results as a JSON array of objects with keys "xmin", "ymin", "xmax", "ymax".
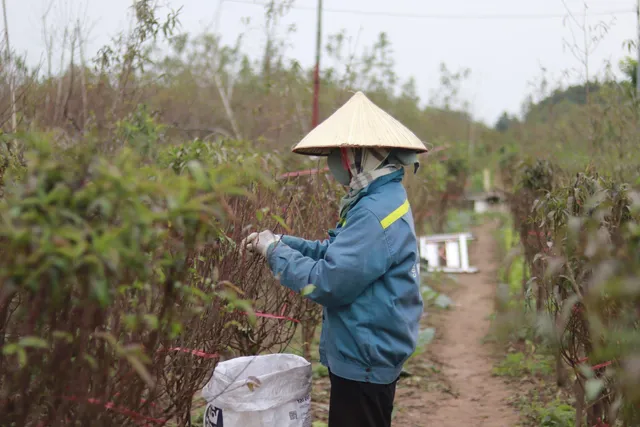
[
  {"xmin": 267, "ymin": 208, "xmax": 391, "ymax": 308},
  {"xmin": 279, "ymin": 235, "xmax": 330, "ymax": 261}
]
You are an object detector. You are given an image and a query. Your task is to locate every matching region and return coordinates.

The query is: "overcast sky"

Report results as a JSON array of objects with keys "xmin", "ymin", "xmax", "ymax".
[{"xmin": 5, "ymin": 0, "xmax": 637, "ymax": 125}]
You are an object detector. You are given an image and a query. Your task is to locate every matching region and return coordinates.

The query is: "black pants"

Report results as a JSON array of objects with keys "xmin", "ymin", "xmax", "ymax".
[{"xmin": 328, "ymin": 372, "xmax": 397, "ymax": 427}]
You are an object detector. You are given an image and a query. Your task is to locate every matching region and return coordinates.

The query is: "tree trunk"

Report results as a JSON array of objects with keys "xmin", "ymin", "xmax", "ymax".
[
  {"xmin": 76, "ymin": 21, "xmax": 88, "ymax": 129},
  {"xmin": 213, "ymin": 72, "xmax": 242, "ymax": 140},
  {"xmin": 301, "ymin": 320, "xmax": 316, "ymax": 361},
  {"xmin": 54, "ymin": 28, "xmax": 68, "ymax": 124},
  {"xmin": 536, "ymin": 282, "xmax": 546, "ymax": 312},
  {"xmin": 574, "ymin": 378, "xmax": 585, "ymax": 427},
  {"xmin": 555, "ymin": 350, "xmax": 568, "ymax": 387}
]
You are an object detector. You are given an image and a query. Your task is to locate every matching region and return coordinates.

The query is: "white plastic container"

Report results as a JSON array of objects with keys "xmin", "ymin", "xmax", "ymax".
[{"xmin": 202, "ymin": 354, "xmax": 313, "ymax": 427}]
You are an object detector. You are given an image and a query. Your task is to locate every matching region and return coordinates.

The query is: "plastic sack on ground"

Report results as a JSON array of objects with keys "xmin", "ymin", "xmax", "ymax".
[{"xmin": 202, "ymin": 354, "xmax": 312, "ymax": 427}]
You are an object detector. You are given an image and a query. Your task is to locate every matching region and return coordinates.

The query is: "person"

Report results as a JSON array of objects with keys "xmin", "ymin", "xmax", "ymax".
[{"xmin": 242, "ymin": 91, "xmax": 427, "ymax": 427}]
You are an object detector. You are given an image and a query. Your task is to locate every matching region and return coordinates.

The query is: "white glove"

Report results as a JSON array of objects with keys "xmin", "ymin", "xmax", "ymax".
[{"xmin": 241, "ymin": 230, "xmax": 281, "ymax": 257}]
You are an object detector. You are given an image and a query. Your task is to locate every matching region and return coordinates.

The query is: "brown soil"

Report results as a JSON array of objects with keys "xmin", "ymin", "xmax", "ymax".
[
  {"xmin": 311, "ymin": 221, "xmax": 520, "ymax": 426},
  {"xmin": 392, "ymin": 221, "xmax": 519, "ymax": 427}
]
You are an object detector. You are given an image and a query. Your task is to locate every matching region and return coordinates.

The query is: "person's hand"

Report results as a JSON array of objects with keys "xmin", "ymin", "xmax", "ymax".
[{"xmin": 241, "ymin": 230, "xmax": 281, "ymax": 257}]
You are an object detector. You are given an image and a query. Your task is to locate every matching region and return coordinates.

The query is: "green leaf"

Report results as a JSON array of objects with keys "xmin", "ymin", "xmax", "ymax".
[
  {"xmin": 578, "ymin": 362, "xmax": 594, "ymax": 379},
  {"xmin": 143, "ymin": 314, "xmax": 159, "ymax": 329},
  {"xmin": 170, "ymin": 321, "xmax": 183, "ymax": 339},
  {"xmin": 90, "ymin": 277, "xmax": 110, "ymax": 306},
  {"xmin": 16, "ymin": 348, "xmax": 27, "ymax": 368},
  {"xmin": 256, "ymin": 207, "xmax": 268, "ymax": 221},
  {"xmin": 88, "ymin": 197, "xmax": 113, "ymax": 217},
  {"xmin": 186, "ymin": 160, "xmax": 208, "ymax": 188},
  {"xmin": 52, "ymin": 331, "xmax": 74, "ymax": 343},
  {"xmin": 18, "ymin": 336, "xmax": 48, "ymax": 349},
  {"xmin": 224, "ymin": 320, "xmax": 244, "ymax": 329},
  {"xmin": 246, "ymin": 376, "xmax": 262, "ymax": 392},
  {"xmin": 585, "ymin": 378, "xmax": 605, "ymax": 401},
  {"xmin": 125, "ymin": 352, "xmax": 155, "ymax": 388},
  {"xmin": 301, "ymin": 284, "xmax": 316, "ymax": 296},
  {"xmin": 2, "ymin": 343, "xmax": 19, "ymax": 356},
  {"xmin": 93, "ymin": 332, "xmax": 154, "ymax": 387},
  {"xmin": 219, "ymin": 280, "xmax": 245, "ymax": 296},
  {"xmin": 434, "ymin": 294, "xmax": 453, "ymax": 309},
  {"xmin": 312, "ymin": 364, "xmax": 329, "ymax": 379},
  {"xmin": 270, "ymin": 214, "xmax": 291, "ymax": 233},
  {"xmin": 124, "ymin": 314, "xmax": 138, "ymax": 331},
  {"xmin": 94, "ymin": 332, "xmax": 120, "ymax": 350},
  {"xmin": 417, "ymin": 328, "xmax": 436, "ymax": 347},
  {"xmin": 83, "ymin": 354, "xmax": 98, "ymax": 370},
  {"xmin": 3, "ymin": 344, "xmax": 27, "ymax": 368}
]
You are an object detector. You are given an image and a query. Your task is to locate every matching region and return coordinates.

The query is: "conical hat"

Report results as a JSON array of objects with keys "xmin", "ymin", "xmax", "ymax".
[{"xmin": 292, "ymin": 91, "xmax": 428, "ymax": 156}]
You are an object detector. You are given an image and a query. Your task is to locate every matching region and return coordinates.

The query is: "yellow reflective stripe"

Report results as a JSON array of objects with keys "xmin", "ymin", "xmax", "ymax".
[
  {"xmin": 380, "ymin": 199, "xmax": 410, "ymax": 229},
  {"xmin": 339, "ymin": 218, "xmax": 346, "ymax": 227}
]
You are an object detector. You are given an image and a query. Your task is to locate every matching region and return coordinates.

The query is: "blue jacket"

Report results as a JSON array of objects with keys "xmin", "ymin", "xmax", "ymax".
[{"xmin": 267, "ymin": 169, "xmax": 423, "ymax": 384}]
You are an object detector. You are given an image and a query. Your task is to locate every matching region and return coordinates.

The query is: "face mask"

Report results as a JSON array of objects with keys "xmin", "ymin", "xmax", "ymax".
[
  {"xmin": 388, "ymin": 149, "xmax": 420, "ymax": 174},
  {"xmin": 327, "ymin": 149, "xmax": 351, "ymax": 186}
]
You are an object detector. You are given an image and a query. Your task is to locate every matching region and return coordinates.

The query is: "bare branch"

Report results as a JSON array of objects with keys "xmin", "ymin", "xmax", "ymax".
[
  {"xmin": 54, "ymin": 27, "xmax": 68, "ymax": 124},
  {"xmin": 76, "ymin": 20, "xmax": 88, "ymax": 129},
  {"xmin": 2, "ymin": 0, "xmax": 17, "ymax": 139}
]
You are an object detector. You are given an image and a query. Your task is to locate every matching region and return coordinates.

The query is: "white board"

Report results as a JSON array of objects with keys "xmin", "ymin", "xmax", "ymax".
[
  {"xmin": 474, "ymin": 200, "xmax": 489, "ymax": 214},
  {"xmin": 421, "ymin": 240, "xmax": 439, "ymax": 267},
  {"xmin": 445, "ymin": 241, "xmax": 461, "ymax": 269},
  {"xmin": 418, "ymin": 232, "xmax": 479, "ymax": 274}
]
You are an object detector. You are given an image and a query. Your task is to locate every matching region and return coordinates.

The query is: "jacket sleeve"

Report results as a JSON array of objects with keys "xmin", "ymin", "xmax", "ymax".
[
  {"xmin": 280, "ymin": 235, "xmax": 330, "ymax": 261},
  {"xmin": 267, "ymin": 207, "xmax": 391, "ymax": 308}
]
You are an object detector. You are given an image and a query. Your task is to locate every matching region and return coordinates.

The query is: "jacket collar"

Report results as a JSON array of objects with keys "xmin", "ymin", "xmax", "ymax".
[
  {"xmin": 337, "ymin": 168, "xmax": 405, "ymax": 224},
  {"xmin": 352, "ymin": 168, "xmax": 404, "ymax": 202}
]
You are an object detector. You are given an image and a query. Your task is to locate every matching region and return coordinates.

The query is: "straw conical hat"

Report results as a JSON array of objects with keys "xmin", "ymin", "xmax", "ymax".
[{"xmin": 292, "ymin": 91, "xmax": 428, "ymax": 156}]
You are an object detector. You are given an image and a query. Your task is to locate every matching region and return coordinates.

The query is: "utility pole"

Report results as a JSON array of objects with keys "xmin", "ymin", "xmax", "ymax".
[
  {"xmin": 2, "ymin": 0, "xmax": 17, "ymax": 137},
  {"xmin": 311, "ymin": 0, "xmax": 322, "ymax": 129},
  {"xmin": 637, "ymin": 0, "xmax": 640, "ymax": 93},
  {"xmin": 305, "ymin": 0, "xmax": 323, "ymax": 353}
]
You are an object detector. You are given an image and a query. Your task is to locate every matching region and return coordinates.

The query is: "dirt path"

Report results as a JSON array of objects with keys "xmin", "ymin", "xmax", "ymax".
[{"xmin": 392, "ymin": 221, "xmax": 520, "ymax": 427}]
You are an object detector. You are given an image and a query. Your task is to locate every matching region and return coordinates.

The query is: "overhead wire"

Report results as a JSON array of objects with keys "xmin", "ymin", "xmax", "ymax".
[{"xmin": 224, "ymin": 0, "xmax": 635, "ymax": 21}]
